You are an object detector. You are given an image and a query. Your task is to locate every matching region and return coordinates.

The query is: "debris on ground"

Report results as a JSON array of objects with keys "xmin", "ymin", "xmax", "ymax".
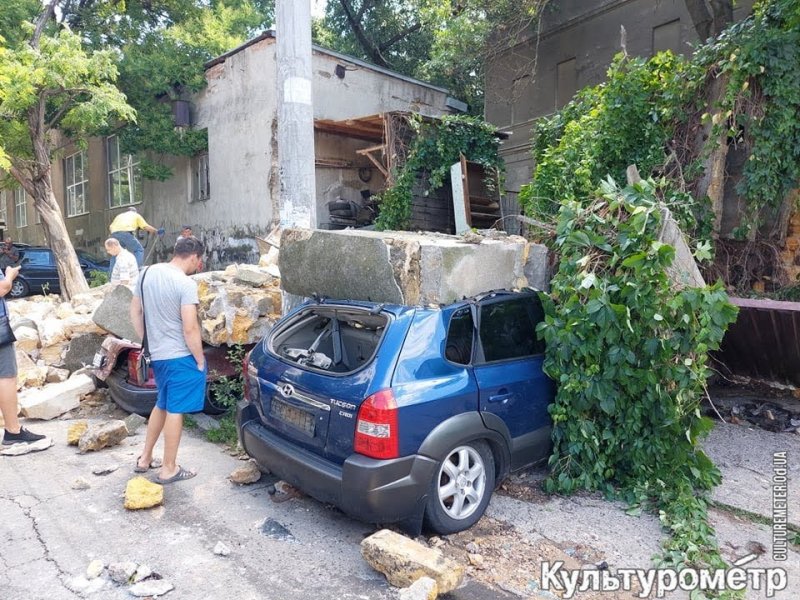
[
  {"xmin": 78, "ymin": 419, "xmax": 129, "ymax": 453},
  {"xmin": 228, "ymin": 461, "xmax": 262, "ymax": 484},
  {"xmin": 213, "ymin": 541, "xmax": 232, "ymax": 557},
  {"xmin": 124, "ymin": 476, "xmax": 164, "ymax": 510}
]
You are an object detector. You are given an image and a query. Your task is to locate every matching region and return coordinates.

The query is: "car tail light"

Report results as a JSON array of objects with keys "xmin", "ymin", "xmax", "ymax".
[
  {"xmin": 127, "ymin": 350, "xmax": 155, "ymax": 388},
  {"xmin": 243, "ymin": 352, "xmax": 251, "ymax": 400},
  {"xmin": 354, "ymin": 389, "xmax": 399, "ymax": 460}
]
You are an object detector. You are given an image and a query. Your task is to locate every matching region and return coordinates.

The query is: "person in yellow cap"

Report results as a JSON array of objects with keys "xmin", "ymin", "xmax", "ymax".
[{"xmin": 108, "ymin": 207, "xmax": 163, "ymax": 271}]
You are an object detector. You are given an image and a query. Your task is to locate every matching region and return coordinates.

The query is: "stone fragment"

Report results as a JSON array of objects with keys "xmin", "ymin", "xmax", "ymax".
[
  {"xmin": 108, "ymin": 561, "xmax": 138, "ymax": 584},
  {"xmin": 66, "ymin": 575, "xmax": 106, "ymax": 595},
  {"xmin": 92, "ymin": 463, "xmax": 119, "ymax": 476},
  {"xmin": 467, "ymin": 554, "xmax": 484, "ymax": 568},
  {"xmin": 191, "ymin": 413, "xmax": 221, "ymax": 432},
  {"xmin": 124, "ymin": 477, "xmax": 164, "ymax": 510},
  {"xmin": 91, "ymin": 285, "xmax": 140, "ymax": 343},
  {"xmin": 465, "ymin": 542, "xmax": 479, "ymax": 554},
  {"xmin": 12, "ymin": 325, "xmax": 39, "ymax": 353},
  {"xmin": 67, "ymin": 421, "xmax": 89, "ymax": 445},
  {"xmin": 78, "ymin": 420, "xmax": 129, "ymax": 453},
  {"xmin": 63, "ymin": 333, "xmax": 105, "ymax": 373},
  {"xmin": 123, "ymin": 413, "xmax": 147, "ymax": 436},
  {"xmin": 15, "ymin": 349, "xmax": 47, "ymax": 389},
  {"xmin": 229, "ymin": 461, "xmax": 262, "ymax": 485},
  {"xmin": 38, "ymin": 318, "xmax": 68, "ymax": 347},
  {"xmin": 56, "ymin": 302, "xmax": 75, "ymax": 320},
  {"xmin": 18, "ymin": 374, "xmax": 95, "ymax": 420},
  {"xmin": 129, "ymin": 579, "xmax": 174, "ymax": 597},
  {"xmin": 39, "ymin": 342, "xmax": 67, "ymax": 366},
  {"xmin": 360, "ymin": 529, "xmax": 464, "ymax": 593},
  {"xmin": 0, "ymin": 437, "xmax": 53, "ymax": 456},
  {"xmin": 213, "ymin": 541, "xmax": 231, "ymax": 556},
  {"xmin": 399, "ymin": 577, "xmax": 439, "ymax": 600},
  {"xmin": 658, "ymin": 206, "xmax": 706, "ymax": 289},
  {"xmin": 132, "ymin": 564, "xmax": 152, "ymax": 583},
  {"xmin": 71, "ymin": 477, "xmax": 91, "ymax": 490},
  {"xmin": 86, "ymin": 559, "xmax": 105, "ymax": 579},
  {"xmin": 45, "ymin": 366, "xmax": 70, "ymax": 383},
  {"xmin": 234, "ymin": 266, "xmax": 271, "ymax": 287}
]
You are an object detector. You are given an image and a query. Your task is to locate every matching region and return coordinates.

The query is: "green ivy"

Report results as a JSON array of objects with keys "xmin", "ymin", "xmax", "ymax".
[
  {"xmin": 539, "ymin": 177, "xmax": 739, "ymax": 586},
  {"xmin": 375, "ymin": 114, "xmax": 504, "ymax": 231}
]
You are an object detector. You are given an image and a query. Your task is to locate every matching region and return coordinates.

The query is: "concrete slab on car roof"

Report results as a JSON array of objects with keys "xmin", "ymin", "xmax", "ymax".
[{"xmin": 279, "ymin": 228, "xmax": 549, "ymax": 305}]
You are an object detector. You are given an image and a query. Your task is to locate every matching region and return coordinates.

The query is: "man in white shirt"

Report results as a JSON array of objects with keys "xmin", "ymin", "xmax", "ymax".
[{"xmin": 105, "ymin": 238, "xmax": 140, "ymax": 290}]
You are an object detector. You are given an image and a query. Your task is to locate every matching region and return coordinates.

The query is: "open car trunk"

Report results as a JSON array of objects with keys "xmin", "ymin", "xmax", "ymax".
[{"xmin": 269, "ymin": 306, "xmax": 387, "ymax": 374}]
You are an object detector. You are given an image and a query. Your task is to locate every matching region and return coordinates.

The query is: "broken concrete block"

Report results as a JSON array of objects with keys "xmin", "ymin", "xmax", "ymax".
[
  {"xmin": 129, "ymin": 579, "xmax": 174, "ymax": 597},
  {"xmin": 124, "ymin": 476, "xmax": 164, "ymax": 510},
  {"xmin": 280, "ymin": 228, "xmax": 545, "ymax": 305},
  {"xmin": 658, "ymin": 207, "xmax": 706, "ymax": 289},
  {"xmin": 63, "ymin": 333, "xmax": 105, "ymax": 373},
  {"xmin": 124, "ymin": 413, "xmax": 147, "ymax": 436},
  {"xmin": 18, "ymin": 374, "xmax": 95, "ymax": 420},
  {"xmin": 38, "ymin": 317, "xmax": 69, "ymax": 347},
  {"xmin": 360, "ymin": 529, "xmax": 464, "ymax": 593},
  {"xmin": 108, "ymin": 561, "xmax": 138, "ymax": 584},
  {"xmin": 15, "ymin": 349, "xmax": 47, "ymax": 389},
  {"xmin": 92, "ymin": 284, "xmax": 141, "ymax": 343},
  {"xmin": 234, "ymin": 266, "xmax": 272, "ymax": 287},
  {"xmin": 12, "ymin": 325, "xmax": 39, "ymax": 353},
  {"xmin": 78, "ymin": 420, "xmax": 129, "ymax": 453},
  {"xmin": 229, "ymin": 462, "xmax": 262, "ymax": 485},
  {"xmin": 45, "ymin": 366, "xmax": 70, "ymax": 383},
  {"xmin": 67, "ymin": 420, "xmax": 89, "ymax": 445}
]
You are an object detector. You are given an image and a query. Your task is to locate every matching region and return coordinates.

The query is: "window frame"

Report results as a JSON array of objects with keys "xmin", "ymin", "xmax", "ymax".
[
  {"xmin": 13, "ymin": 188, "xmax": 27, "ymax": 228},
  {"xmin": 107, "ymin": 134, "xmax": 142, "ymax": 208},
  {"xmin": 0, "ymin": 191, "xmax": 7, "ymax": 227},
  {"xmin": 473, "ymin": 292, "xmax": 546, "ymax": 365},
  {"xmin": 192, "ymin": 151, "xmax": 210, "ymax": 202},
  {"xmin": 443, "ymin": 304, "xmax": 476, "ymax": 366},
  {"xmin": 65, "ymin": 149, "xmax": 89, "ymax": 217}
]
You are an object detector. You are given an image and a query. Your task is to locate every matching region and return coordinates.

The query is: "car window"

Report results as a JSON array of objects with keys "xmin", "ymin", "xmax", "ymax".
[
  {"xmin": 478, "ymin": 296, "xmax": 546, "ymax": 363},
  {"xmin": 21, "ymin": 250, "xmax": 53, "ymax": 266},
  {"xmin": 445, "ymin": 306, "xmax": 474, "ymax": 365}
]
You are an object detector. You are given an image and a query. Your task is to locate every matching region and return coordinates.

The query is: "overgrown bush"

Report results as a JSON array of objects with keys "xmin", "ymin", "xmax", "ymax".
[
  {"xmin": 539, "ymin": 177, "xmax": 739, "ymax": 577},
  {"xmin": 206, "ymin": 345, "xmax": 246, "ymax": 446},
  {"xmin": 88, "ymin": 269, "xmax": 109, "ymax": 287}
]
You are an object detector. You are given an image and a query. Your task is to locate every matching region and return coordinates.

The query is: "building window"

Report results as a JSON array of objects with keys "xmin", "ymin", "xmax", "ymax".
[
  {"xmin": 653, "ymin": 19, "xmax": 681, "ymax": 54},
  {"xmin": 107, "ymin": 135, "xmax": 142, "ymax": 208},
  {"xmin": 0, "ymin": 191, "xmax": 7, "ymax": 228},
  {"xmin": 65, "ymin": 150, "xmax": 89, "ymax": 217},
  {"xmin": 556, "ymin": 58, "xmax": 577, "ymax": 110},
  {"xmin": 193, "ymin": 152, "xmax": 210, "ymax": 202},
  {"xmin": 14, "ymin": 188, "xmax": 27, "ymax": 228}
]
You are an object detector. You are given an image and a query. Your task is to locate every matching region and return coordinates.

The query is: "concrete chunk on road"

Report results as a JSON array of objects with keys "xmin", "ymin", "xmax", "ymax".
[
  {"xmin": 78, "ymin": 419, "xmax": 129, "ymax": 453},
  {"xmin": 18, "ymin": 373, "xmax": 95, "ymax": 420},
  {"xmin": 124, "ymin": 476, "xmax": 164, "ymax": 510},
  {"xmin": 360, "ymin": 529, "xmax": 464, "ymax": 593}
]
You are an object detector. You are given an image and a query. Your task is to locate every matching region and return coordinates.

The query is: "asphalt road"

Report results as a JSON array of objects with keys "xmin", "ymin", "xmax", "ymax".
[{"xmin": 0, "ymin": 419, "xmax": 512, "ymax": 600}]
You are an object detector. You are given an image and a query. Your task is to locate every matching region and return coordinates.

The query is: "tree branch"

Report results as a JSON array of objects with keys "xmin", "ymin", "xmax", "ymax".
[
  {"xmin": 337, "ymin": 0, "xmax": 391, "ymax": 68},
  {"xmin": 378, "ymin": 21, "xmax": 423, "ymax": 52},
  {"xmin": 355, "ymin": 0, "xmax": 373, "ymax": 22},
  {"xmin": 31, "ymin": 0, "xmax": 60, "ymax": 48}
]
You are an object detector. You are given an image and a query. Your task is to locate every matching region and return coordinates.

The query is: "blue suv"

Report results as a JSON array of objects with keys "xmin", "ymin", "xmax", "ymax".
[{"xmin": 237, "ymin": 289, "xmax": 555, "ymax": 534}]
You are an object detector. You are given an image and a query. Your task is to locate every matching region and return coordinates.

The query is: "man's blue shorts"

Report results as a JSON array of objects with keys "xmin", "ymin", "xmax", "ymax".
[{"xmin": 152, "ymin": 355, "xmax": 206, "ymax": 414}]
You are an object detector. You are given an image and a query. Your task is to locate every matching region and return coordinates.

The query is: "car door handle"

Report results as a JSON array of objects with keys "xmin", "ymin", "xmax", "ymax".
[{"xmin": 488, "ymin": 390, "xmax": 512, "ymax": 403}]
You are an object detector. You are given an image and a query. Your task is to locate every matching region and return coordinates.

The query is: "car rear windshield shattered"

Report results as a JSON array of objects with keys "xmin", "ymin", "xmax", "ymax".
[{"xmin": 270, "ymin": 308, "xmax": 387, "ymax": 374}]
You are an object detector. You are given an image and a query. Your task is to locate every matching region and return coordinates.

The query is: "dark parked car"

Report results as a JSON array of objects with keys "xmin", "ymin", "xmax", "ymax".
[
  {"xmin": 92, "ymin": 336, "xmax": 238, "ymax": 417},
  {"xmin": 9, "ymin": 245, "xmax": 110, "ymax": 298},
  {"xmin": 237, "ymin": 289, "xmax": 555, "ymax": 534}
]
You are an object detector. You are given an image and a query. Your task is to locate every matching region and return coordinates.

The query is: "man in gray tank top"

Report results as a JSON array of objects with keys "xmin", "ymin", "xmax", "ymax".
[{"xmin": 131, "ymin": 237, "xmax": 206, "ymax": 483}]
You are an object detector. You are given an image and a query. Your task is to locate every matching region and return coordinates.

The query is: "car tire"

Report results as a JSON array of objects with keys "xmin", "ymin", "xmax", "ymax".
[
  {"xmin": 10, "ymin": 278, "xmax": 29, "ymax": 298},
  {"xmin": 203, "ymin": 384, "xmax": 230, "ymax": 416},
  {"xmin": 423, "ymin": 440, "xmax": 495, "ymax": 535}
]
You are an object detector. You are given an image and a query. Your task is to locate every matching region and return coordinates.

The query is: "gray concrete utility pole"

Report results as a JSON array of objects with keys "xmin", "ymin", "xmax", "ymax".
[{"xmin": 276, "ymin": 0, "xmax": 317, "ymax": 229}]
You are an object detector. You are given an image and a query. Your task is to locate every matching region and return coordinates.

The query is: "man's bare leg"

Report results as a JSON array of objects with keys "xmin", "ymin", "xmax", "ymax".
[
  {"xmin": 137, "ymin": 406, "xmax": 167, "ymax": 470},
  {"xmin": 0, "ymin": 377, "xmax": 21, "ymax": 433},
  {"xmin": 158, "ymin": 412, "xmax": 186, "ymax": 480}
]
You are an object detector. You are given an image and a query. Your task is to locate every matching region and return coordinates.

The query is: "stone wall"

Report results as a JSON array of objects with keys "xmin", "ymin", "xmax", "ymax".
[{"xmin": 782, "ymin": 204, "xmax": 800, "ymax": 285}]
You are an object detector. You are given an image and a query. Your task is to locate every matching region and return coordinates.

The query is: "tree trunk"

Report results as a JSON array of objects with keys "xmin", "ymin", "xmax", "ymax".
[
  {"xmin": 695, "ymin": 73, "xmax": 730, "ymax": 237},
  {"xmin": 19, "ymin": 97, "xmax": 89, "ymax": 301},
  {"xmin": 684, "ymin": 0, "xmax": 734, "ymax": 41}
]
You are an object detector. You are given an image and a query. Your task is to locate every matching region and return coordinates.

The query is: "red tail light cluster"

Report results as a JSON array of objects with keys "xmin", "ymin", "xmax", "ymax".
[{"xmin": 354, "ymin": 389, "xmax": 399, "ymax": 459}]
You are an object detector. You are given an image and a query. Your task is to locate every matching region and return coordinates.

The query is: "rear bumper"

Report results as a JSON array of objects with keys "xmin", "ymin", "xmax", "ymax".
[
  {"xmin": 106, "ymin": 369, "xmax": 156, "ymax": 417},
  {"xmin": 237, "ymin": 401, "xmax": 437, "ymax": 524}
]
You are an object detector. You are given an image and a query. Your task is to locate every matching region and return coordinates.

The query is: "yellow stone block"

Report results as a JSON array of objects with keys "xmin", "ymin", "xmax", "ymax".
[
  {"xmin": 124, "ymin": 476, "xmax": 164, "ymax": 510},
  {"xmin": 67, "ymin": 421, "xmax": 89, "ymax": 446}
]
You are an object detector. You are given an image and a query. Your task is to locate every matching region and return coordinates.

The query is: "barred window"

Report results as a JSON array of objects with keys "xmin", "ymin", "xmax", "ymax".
[
  {"xmin": 193, "ymin": 152, "xmax": 210, "ymax": 202},
  {"xmin": 14, "ymin": 188, "xmax": 27, "ymax": 228}
]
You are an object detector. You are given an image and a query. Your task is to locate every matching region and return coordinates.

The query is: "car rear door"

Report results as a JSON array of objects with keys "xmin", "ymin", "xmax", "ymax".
[
  {"xmin": 473, "ymin": 292, "xmax": 553, "ymax": 469},
  {"xmin": 21, "ymin": 249, "xmax": 58, "ymax": 292}
]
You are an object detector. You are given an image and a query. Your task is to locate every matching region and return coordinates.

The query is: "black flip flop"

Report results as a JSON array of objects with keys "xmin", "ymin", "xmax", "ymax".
[{"xmin": 134, "ymin": 456, "xmax": 162, "ymax": 473}]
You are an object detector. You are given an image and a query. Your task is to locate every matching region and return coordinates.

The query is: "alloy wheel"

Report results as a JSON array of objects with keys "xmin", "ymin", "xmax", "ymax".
[{"xmin": 436, "ymin": 445, "xmax": 487, "ymax": 521}]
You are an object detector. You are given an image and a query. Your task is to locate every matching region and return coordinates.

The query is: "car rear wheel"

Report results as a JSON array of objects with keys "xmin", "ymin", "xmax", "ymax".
[
  {"xmin": 423, "ymin": 440, "xmax": 495, "ymax": 535},
  {"xmin": 10, "ymin": 278, "xmax": 29, "ymax": 298}
]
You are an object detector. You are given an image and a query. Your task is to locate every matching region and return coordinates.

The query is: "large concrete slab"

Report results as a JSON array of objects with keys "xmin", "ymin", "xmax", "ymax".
[{"xmin": 279, "ymin": 228, "xmax": 548, "ymax": 305}]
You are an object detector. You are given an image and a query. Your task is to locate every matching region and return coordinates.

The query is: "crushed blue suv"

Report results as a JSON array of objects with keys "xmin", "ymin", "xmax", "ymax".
[{"xmin": 237, "ymin": 289, "xmax": 555, "ymax": 534}]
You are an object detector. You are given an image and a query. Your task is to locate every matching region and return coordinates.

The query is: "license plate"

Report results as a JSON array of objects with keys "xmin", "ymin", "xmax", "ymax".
[
  {"xmin": 270, "ymin": 397, "xmax": 315, "ymax": 437},
  {"xmin": 92, "ymin": 352, "xmax": 105, "ymax": 368}
]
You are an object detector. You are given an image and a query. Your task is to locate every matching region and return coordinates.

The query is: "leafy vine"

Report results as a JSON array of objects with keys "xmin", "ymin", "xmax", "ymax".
[{"xmin": 374, "ymin": 114, "xmax": 504, "ymax": 231}]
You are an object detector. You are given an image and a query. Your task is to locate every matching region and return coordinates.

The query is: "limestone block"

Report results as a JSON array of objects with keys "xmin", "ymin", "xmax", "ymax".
[
  {"xmin": 67, "ymin": 421, "xmax": 89, "ymax": 445},
  {"xmin": 360, "ymin": 529, "xmax": 464, "ymax": 593},
  {"xmin": 259, "ymin": 246, "xmax": 280, "ymax": 267},
  {"xmin": 280, "ymin": 228, "xmax": 540, "ymax": 305},
  {"xmin": 15, "ymin": 349, "xmax": 47, "ymax": 389},
  {"xmin": 18, "ymin": 373, "xmax": 95, "ymax": 420},
  {"xmin": 56, "ymin": 302, "xmax": 75, "ymax": 320},
  {"xmin": 234, "ymin": 266, "xmax": 272, "ymax": 287},
  {"xmin": 12, "ymin": 325, "xmax": 40, "ymax": 354},
  {"xmin": 39, "ymin": 342, "xmax": 67, "ymax": 366},
  {"xmin": 124, "ymin": 476, "xmax": 164, "ymax": 510},
  {"xmin": 202, "ymin": 313, "xmax": 227, "ymax": 346},
  {"xmin": 63, "ymin": 314, "xmax": 105, "ymax": 337},
  {"xmin": 399, "ymin": 577, "xmax": 439, "ymax": 600},
  {"xmin": 78, "ymin": 419, "xmax": 129, "ymax": 453},
  {"xmin": 45, "ymin": 367, "xmax": 70, "ymax": 383},
  {"xmin": 228, "ymin": 461, "xmax": 262, "ymax": 485},
  {"xmin": 39, "ymin": 318, "xmax": 68, "ymax": 347}
]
